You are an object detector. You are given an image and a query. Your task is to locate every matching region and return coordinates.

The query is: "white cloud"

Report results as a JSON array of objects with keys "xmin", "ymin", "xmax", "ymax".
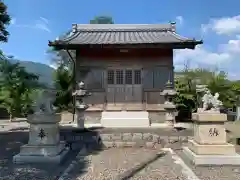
[
  {"xmin": 174, "ymin": 45, "xmax": 231, "ymax": 66},
  {"xmin": 10, "ymin": 18, "xmax": 16, "ymax": 25},
  {"xmin": 34, "ymin": 20, "xmax": 51, "ymax": 32},
  {"xmin": 49, "ymin": 64, "xmax": 57, "ymax": 69},
  {"xmin": 174, "ymin": 33, "xmax": 240, "ymax": 80},
  {"xmin": 175, "ymin": 15, "xmax": 240, "ymax": 79},
  {"xmin": 221, "ymin": 40, "xmax": 240, "ymax": 54},
  {"xmin": 39, "ymin": 17, "xmax": 49, "ymax": 24},
  {"xmin": 14, "ymin": 17, "xmax": 51, "ymax": 33},
  {"xmin": 176, "ymin": 16, "xmax": 184, "ymax": 25},
  {"xmin": 202, "ymin": 15, "xmax": 240, "ymax": 35}
]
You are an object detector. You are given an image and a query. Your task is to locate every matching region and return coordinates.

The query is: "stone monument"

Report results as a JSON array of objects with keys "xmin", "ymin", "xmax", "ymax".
[
  {"xmin": 72, "ymin": 81, "xmax": 91, "ymax": 129},
  {"xmin": 13, "ymin": 90, "xmax": 69, "ymax": 164},
  {"xmin": 183, "ymin": 88, "xmax": 240, "ymax": 165},
  {"xmin": 160, "ymin": 81, "xmax": 177, "ymax": 126}
]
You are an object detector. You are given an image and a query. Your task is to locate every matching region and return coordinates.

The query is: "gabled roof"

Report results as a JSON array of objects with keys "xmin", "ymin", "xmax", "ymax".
[{"xmin": 49, "ymin": 23, "xmax": 203, "ymax": 49}]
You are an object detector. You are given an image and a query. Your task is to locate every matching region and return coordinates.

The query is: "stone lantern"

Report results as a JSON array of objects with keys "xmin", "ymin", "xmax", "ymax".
[
  {"xmin": 160, "ymin": 80, "xmax": 177, "ymax": 126},
  {"xmin": 72, "ymin": 81, "xmax": 91, "ymax": 129}
]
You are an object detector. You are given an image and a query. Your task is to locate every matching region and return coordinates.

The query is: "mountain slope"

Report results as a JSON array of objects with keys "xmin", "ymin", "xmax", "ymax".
[{"xmin": 8, "ymin": 59, "xmax": 55, "ymax": 87}]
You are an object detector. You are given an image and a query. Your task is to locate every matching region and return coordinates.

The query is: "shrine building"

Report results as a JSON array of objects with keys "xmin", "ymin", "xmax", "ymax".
[{"xmin": 48, "ymin": 22, "xmax": 202, "ymax": 127}]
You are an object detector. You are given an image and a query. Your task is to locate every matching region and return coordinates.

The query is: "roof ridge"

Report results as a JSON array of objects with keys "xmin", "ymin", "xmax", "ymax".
[
  {"xmin": 76, "ymin": 28, "xmax": 172, "ymax": 32},
  {"xmin": 72, "ymin": 23, "xmax": 175, "ymax": 32}
]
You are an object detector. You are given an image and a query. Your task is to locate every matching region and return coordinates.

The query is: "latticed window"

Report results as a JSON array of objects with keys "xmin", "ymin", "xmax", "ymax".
[
  {"xmin": 134, "ymin": 70, "xmax": 141, "ymax": 84},
  {"xmin": 125, "ymin": 70, "xmax": 133, "ymax": 84},
  {"xmin": 116, "ymin": 70, "xmax": 124, "ymax": 84},
  {"xmin": 107, "ymin": 69, "xmax": 143, "ymax": 85},
  {"xmin": 107, "ymin": 70, "xmax": 114, "ymax": 84}
]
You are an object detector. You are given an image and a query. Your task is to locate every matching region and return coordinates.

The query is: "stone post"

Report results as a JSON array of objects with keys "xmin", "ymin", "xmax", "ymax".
[
  {"xmin": 183, "ymin": 95, "xmax": 240, "ymax": 165},
  {"xmin": 13, "ymin": 90, "xmax": 69, "ymax": 164},
  {"xmin": 72, "ymin": 82, "xmax": 91, "ymax": 129},
  {"xmin": 236, "ymin": 106, "xmax": 240, "ymax": 121},
  {"xmin": 160, "ymin": 81, "xmax": 177, "ymax": 126}
]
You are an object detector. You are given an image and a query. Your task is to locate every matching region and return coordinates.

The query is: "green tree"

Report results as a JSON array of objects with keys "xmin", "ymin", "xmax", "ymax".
[
  {"xmin": 53, "ymin": 64, "xmax": 73, "ymax": 111},
  {"xmin": 90, "ymin": 16, "xmax": 114, "ymax": 24},
  {"xmin": 0, "ymin": 59, "xmax": 40, "ymax": 119},
  {"xmin": 47, "ymin": 30, "xmax": 75, "ymax": 112},
  {"xmin": 174, "ymin": 65, "xmax": 240, "ymax": 119},
  {"xmin": 0, "ymin": 0, "xmax": 11, "ymax": 43},
  {"xmin": 174, "ymin": 67, "xmax": 198, "ymax": 121},
  {"xmin": 231, "ymin": 80, "xmax": 240, "ymax": 107}
]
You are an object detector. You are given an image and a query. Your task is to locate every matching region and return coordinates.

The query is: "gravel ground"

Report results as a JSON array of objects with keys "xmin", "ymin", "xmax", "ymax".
[
  {"xmin": 0, "ymin": 130, "xmax": 79, "ymax": 180},
  {"xmin": 1, "ymin": 121, "xmax": 240, "ymax": 180},
  {"xmin": 62, "ymin": 148, "xmax": 190, "ymax": 180},
  {"xmin": 61, "ymin": 147, "xmax": 240, "ymax": 180},
  {"xmin": 175, "ymin": 149, "xmax": 240, "ymax": 180}
]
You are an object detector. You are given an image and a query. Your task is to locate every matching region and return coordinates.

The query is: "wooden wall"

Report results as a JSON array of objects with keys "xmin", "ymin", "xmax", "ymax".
[{"xmin": 75, "ymin": 47, "xmax": 174, "ymax": 111}]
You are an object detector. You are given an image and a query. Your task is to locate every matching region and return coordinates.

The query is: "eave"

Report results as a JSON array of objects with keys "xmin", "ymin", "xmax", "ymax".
[{"xmin": 48, "ymin": 40, "xmax": 203, "ymax": 50}]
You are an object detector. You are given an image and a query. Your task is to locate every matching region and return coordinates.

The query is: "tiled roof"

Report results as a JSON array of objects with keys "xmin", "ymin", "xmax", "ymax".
[{"xmin": 49, "ymin": 23, "xmax": 202, "ymax": 47}]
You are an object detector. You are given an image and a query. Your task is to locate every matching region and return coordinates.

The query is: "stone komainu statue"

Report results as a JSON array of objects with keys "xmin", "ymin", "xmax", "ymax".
[
  {"xmin": 201, "ymin": 88, "xmax": 223, "ymax": 112},
  {"xmin": 32, "ymin": 90, "xmax": 57, "ymax": 114}
]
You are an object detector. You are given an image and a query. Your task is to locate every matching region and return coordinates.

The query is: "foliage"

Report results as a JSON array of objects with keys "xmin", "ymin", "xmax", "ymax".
[
  {"xmin": 53, "ymin": 64, "xmax": 73, "ymax": 111},
  {"xmin": 90, "ymin": 16, "xmax": 114, "ymax": 24},
  {"xmin": 174, "ymin": 66, "xmax": 240, "ymax": 119},
  {"xmin": 47, "ymin": 30, "xmax": 75, "ymax": 112},
  {"xmin": 231, "ymin": 81, "xmax": 240, "ymax": 106},
  {"xmin": 174, "ymin": 67, "xmax": 198, "ymax": 121},
  {"xmin": 0, "ymin": 59, "xmax": 42, "ymax": 118},
  {"xmin": 174, "ymin": 77, "xmax": 197, "ymax": 111},
  {"xmin": 0, "ymin": 0, "xmax": 11, "ymax": 42}
]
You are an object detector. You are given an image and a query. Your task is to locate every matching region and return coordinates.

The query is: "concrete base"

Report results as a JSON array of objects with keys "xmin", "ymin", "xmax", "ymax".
[
  {"xmin": 70, "ymin": 122, "xmax": 85, "ymax": 129},
  {"xmin": 13, "ymin": 142, "xmax": 69, "ymax": 164},
  {"xmin": 183, "ymin": 146, "xmax": 240, "ymax": 165},
  {"xmin": 101, "ymin": 111, "xmax": 150, "ymax": 127},
  {"xmin": 188, "ymin": 140, "xmax": 236, "ymax": 155},
  {"xmin": 150, "ymin": 123, "xmax": 170, "ymax": 128},
  {"xmin": 13, "ymin": 148, "xmax": 69, "ymax": 164},
  {"xmin": 174, "ymin": 123, "xmax": 193, "ymax": 129}
]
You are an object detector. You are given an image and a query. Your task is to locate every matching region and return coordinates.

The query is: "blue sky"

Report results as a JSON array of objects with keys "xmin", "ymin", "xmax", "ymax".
[{"xmin": 1, "ymin": 0, "xmax": 240, "ymax": 79}]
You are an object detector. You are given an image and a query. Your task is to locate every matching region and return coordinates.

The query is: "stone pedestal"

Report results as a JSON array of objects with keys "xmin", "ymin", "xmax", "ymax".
[
  {"xmin": 13, "ymin": 113, "xmax": 69, "ymax": 164},
  {"xmin": 183, "ymin": 112, "xmax": 240, "ymax": 165},
  {"xmin": 75, "ymin": 109, "xmax": 85, "ymax": 129}
]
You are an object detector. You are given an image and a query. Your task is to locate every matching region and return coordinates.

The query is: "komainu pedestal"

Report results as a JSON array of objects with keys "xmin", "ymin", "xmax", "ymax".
[
  {"xmin": 183, "ymin": 113, "xmax": 240, "ymax": 165},
  {"xmin": 13, "ymin": 91, "xmax": 69, "ymax": 164}
]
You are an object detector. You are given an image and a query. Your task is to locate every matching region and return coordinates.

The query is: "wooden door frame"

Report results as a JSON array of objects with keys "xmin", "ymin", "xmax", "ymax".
[{"xmin": 105, "ymin": 67, "xmax": 143, "ymax": 105}]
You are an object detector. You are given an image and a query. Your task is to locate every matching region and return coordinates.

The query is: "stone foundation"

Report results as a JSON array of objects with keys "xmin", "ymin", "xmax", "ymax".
[
  {"xmin": 60, "ymin": 132, "xmax": 190, "ymax": 149},
  {"xmin": 100, "ymin": 133, "xmax": 192, "ymax": 148},
  {"xmin": 61, "ymin": 110, "xmax": 167, "ymax": 127},
  {"xmin": 188, "ymin": 139, "xmax": 235, "ymax": 155},
  {"xmin": 148, "ymin": 111, "xmax": 166, "ymax": 124},
  {"xmin": 101, "ymin": 111, "xmax": 150, "ymax": 127}
]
